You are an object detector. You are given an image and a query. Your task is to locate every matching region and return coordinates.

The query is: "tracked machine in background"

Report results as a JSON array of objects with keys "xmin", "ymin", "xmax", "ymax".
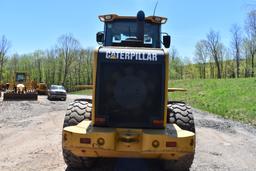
[
  {"xmin": 62, "ymin": 11, "xmax": 195, "ymax": 170},
  {"xmin": 3, "ymin": 72, "xmax": 38, "ymax": 100}
]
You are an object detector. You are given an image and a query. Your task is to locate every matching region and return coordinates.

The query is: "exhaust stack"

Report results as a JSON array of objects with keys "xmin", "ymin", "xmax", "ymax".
[{"xmin": 137, "ymin": 10, "xmax": 145, "ymax": 44}]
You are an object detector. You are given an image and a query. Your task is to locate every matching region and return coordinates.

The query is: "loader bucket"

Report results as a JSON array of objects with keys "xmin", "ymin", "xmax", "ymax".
[{"xmin": 3, "ymin": 92, "xmax": 38, "ymax": 101}]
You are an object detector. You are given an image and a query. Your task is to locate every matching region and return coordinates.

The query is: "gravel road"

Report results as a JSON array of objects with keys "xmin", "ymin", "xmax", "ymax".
[{"xmin": 0, "ymin": 94, "xmax": 256, "ymax": 171}]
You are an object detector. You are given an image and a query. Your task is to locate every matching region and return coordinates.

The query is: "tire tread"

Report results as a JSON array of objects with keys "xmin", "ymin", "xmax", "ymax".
[
  {"xmin": 164, "ymin": 102, "xmax": 195, "ymax": 171},
  {"xmin": 62, "ymin": 100, "xmax": 94, "ymax": 169}
]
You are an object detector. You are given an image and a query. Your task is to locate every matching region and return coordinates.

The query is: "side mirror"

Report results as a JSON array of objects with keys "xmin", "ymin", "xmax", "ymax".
[
  {"xmin": 163, "ymin": 35, "xmax": 171, "ymax": 48},
  {"xmin": 96, "ymin": 32, "xmax": 104, "ymax": 44}
]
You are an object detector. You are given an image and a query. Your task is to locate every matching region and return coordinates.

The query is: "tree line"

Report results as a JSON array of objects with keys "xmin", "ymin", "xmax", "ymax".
[
  {"xmin": 1, "ymin": 10, "xmax": 256, "ymax": 91},
  {"xmin": 170, "ymin": 10, "xmax": 256, "ymax": 80},
  {"xmin": 0, "ymin": 34, "xmax": 93, "ymax": 91}
]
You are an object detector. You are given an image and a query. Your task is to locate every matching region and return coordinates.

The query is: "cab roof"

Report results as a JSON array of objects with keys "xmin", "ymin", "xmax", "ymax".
[{"xmin": 98, "ymin": 14, "xmax": 167, "ymax": 24}]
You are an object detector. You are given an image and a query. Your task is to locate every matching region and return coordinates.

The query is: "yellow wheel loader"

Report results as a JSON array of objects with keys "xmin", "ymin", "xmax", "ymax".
[
  {"xmin": 62, "ymin": 11, "xmax": 195, "ymax": 170},
  {"xmin": 3, "ymin": 72, "xmax": 38, "ymax": 100},
  {"xmin": 36, "ymin": 83, "xmax": 48, "ymax": 95}
]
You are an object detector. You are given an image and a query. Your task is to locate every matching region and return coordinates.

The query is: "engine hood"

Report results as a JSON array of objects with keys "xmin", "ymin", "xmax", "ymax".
[{"xmin": 94, "ymin": 46, "xmax": 168, "ymax": 128}]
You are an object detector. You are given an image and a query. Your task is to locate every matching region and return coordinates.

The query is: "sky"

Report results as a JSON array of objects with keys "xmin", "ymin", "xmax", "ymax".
[{"xmin": 0, "ymin": 0, "xmax": 254, "ymax": 58}]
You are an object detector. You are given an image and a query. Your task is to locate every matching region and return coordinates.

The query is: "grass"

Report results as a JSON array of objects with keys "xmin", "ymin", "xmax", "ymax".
[
  {"xmin": 70, "ymin": 89, "xmax": 92, "ymax": 95},
  {"xmin": 170, "ymin": 78, "xmax": 256, "ymax": 125},
  {"xmin": 70, "ymin": 78, "xmax": 256, "ymax": 126}
]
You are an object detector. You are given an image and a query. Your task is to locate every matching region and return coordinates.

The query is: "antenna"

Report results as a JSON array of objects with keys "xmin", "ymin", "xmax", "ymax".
[{"xmin": 153, "ymin": 0, "xmax": 159, "ymax": 16}]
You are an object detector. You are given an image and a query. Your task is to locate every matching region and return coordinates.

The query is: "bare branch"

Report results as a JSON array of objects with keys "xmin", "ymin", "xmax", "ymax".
[
  {"xmin": 57, "ymin": 33, "xmax": 81, "ymax": 85},
  {"xmin": 0, "ymin": 35, "xmax": 11, "ymax": 82}
]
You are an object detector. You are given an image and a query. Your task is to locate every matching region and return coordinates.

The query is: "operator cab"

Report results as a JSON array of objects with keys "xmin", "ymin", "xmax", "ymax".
[
  {"xmin": 94, "ymin": 11, "xmax": 170, "ymax": 129},
  {"xmin": 97, "ymin": 11, "xmax": 170, "ymax": 48},
  {"xmin": 16, "ymin": 73, "xmax": 26, "ymax": 83}
]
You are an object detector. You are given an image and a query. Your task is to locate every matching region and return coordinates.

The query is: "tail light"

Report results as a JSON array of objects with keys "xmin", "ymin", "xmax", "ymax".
[
  {"xmin": 153, "ymin": 119, "xmax": 163, "ymax": 127},
  {"xmin": 95, "ymin": 117, "xmax": 106, "ymax": 126},
  {"xmin": 166, "ymin": 141, "xmax": 177, "ymax": 147},
  {"xmin": 80, "ymin": 138, "xmax": 91, "ymax": 144}
]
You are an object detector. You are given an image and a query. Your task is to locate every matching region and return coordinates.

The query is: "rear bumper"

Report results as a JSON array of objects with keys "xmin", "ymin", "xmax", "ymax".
[
  {"xmin": 48, "ymin": 94, "xmax": 66, "ymax": 99},
  {"xmin": 65, "ymin": 147, "xmax": 194, "ymax": 160},
  {"xmin": 63, "ymin": 121, "xmax": 195, "ymax": 160}
]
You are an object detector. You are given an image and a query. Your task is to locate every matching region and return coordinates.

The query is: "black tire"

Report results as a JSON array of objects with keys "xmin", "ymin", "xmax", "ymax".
[
  {"xmin": 164, "ymin": 102, "xmax": 195, "ymax": 171},
  {"xmin": 61, "ymin": 97, "xmax": 66, "ymax": 101},
  {"xmin": 62, "ymin": 100, "xmax": 94, "ymax": 169},
  {"xmin": 167, "ymin": 102, "xmax": 195, "ymax": 133},
  {"xmin": 163, "ymin": 153, "xmax": 194, "ymax": 171},
  {"xmin": 47, "ymin": 95, "xmax": 51, "ymax": 101}
]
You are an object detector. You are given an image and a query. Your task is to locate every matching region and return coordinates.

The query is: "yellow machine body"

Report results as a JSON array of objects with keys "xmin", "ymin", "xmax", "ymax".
[
  {"xmin": 62, "ymin": 48, "xmax": 195, "ymax": 160},
  {"xmin": 3, "ymin": 72, "xmax": 38, "ymax": 101},
  {"xmin": 36, "ymin": 83, "xmax": 48, "ymax": 95},
  {"xmin": 63, "ymin": 120, "xmax": 195, "ymax": 160}
]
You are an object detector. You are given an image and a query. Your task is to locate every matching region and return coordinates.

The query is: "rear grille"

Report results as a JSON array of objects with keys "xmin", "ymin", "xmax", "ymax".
[
  {"xmin": 95, "ymin": 48, "xmax": 166, "ymax": 128},
  {"xmin": 53, "ymin": 92, "xmax": 65, "ymax": 95}
]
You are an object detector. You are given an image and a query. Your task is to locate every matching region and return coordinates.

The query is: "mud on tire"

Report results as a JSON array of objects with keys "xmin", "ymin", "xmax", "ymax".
[
  {"xmin": 164, "ymin": 102, "xmax": 195, "ymax": 171},
  {"xmin": 62, "ymin": 100, "xmax": 94, "ymax": 169}
]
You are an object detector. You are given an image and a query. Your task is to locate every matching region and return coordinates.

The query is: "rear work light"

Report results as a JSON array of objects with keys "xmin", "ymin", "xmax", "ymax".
[
  {"xmin": 152, "ymin": 119, "xmax": 163, "ymax": 127},
  {"xmin": 166, "ymin": 141, "xmax": 177, "ymax": 147},
  {"xmin": 147, "ymin": 16, "xmax": 167, "ymax": 24},
  {"xmin": 95, "ymin": 117, "xmax": 106, "ymax": 125},
  {"xmin": 98, "ymin": 14, "xmax": 167, "ymax": 24},
  {"xmin": 99, "ymin": 14, "xmax": 117, "ymax": 22},
  {"xmin": 80, "ymin": 138, "xmax": 91, "ymax": 144}
]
